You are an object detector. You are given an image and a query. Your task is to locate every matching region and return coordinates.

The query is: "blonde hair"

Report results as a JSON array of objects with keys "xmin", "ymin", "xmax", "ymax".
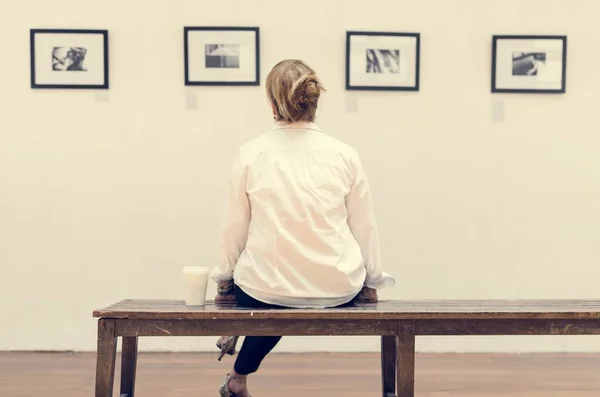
[{"xmin": 266, "ymin": 59, "xmax": 326, "ymax": 123}]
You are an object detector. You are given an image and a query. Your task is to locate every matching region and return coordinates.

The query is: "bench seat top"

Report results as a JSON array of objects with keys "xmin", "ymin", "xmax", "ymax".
[{"xmin": 93, "ymin": 299, "xmax": 600, "ymax": 321}]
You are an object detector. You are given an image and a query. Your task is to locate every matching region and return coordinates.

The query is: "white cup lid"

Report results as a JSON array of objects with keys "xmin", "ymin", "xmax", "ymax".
[{"xmin": 182, "ymin": 266, "xmax": 210, "ymax": 274}]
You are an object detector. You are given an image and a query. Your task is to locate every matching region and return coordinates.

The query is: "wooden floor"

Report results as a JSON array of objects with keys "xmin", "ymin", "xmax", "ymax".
[{"xmin": 1, "ymin": 352, "xmax": 600, "ymax": 396}]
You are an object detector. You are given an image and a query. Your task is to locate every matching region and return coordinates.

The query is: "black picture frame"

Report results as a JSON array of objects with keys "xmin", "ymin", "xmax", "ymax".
[
  {"xmin": 30, "ymin": 29, "xmax": 109, "ymax": 89},
  {"xmin": 345, "ymin": 31, "xmax": 420, "ymax": 91},
  {"xmin": 184, "ymin": 26, "xmax": 260, "ymax": 86},
  {"xmin": 491, "ymin": 35, "xmax": 567, "ymax": 94}
]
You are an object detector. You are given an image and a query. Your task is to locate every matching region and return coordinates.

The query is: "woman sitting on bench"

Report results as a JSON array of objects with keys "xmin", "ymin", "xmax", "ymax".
[{"xmin": 210, "ymin": 59, "xmax": 395, "ymax": 397}]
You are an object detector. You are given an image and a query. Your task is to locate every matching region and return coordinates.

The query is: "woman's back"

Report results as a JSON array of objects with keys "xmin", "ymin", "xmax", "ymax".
[{"xmin": 234, "ymin": 123, "xmax": 367, "ymax": 307}]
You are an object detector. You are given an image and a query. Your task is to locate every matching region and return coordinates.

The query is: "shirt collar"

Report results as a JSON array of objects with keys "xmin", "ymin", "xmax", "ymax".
[{"xmin": 271, "ymin": 121, "xmax": 321, "ymax": 133}]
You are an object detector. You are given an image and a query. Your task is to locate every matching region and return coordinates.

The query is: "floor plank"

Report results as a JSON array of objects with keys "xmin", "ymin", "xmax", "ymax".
[{"xmin": 1, "ymin": 352, "xmax": 600, "ymax": 396}]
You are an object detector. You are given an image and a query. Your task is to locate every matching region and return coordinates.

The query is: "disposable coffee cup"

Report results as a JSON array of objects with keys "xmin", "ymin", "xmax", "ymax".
[{"xmin": 181, "ymin": 266, "xmax": 210, "ymax": 306}]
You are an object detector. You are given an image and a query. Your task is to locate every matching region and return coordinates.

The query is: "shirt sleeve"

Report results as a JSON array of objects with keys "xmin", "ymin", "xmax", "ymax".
[
  {"xmin": 210, "ymin": 151, "xmax": 251, "ymax": 283},
  {"xmin": 345, "ymin": 151, "xmax": 396, "ymax": 289}
]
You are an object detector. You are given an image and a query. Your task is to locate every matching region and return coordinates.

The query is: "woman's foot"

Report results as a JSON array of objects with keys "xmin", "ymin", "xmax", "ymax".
[
  {"xmin": 216, "ymin": 336, "xmax": 239, "ymax": 361},
  {"xmin": 228, "ymin": 372, "xmax": 251, "ymax": 397},
  {"xmin": 219, "ymin": 371, "xmax": 251, "ymax": 397}
]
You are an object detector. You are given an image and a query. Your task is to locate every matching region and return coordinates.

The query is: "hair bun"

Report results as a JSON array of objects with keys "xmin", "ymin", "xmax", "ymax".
[
  {"xmin": 303, "ymin": 79, "xmax": 320, "ymax": 103},
  {"xmin": 293, "ymin": 76, "xmax": 322, "ymax": 106}
]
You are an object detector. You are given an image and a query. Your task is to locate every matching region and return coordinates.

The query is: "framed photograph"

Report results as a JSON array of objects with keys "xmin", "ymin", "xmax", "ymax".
[
  {"xmin": 491, "ymin": 35, "xmax": 567, "ymax": 93},
  {"xmin": 345, "ymin": 31, "xmax": 420, "ymax": 91},
  {"xmin": 30, "ymin": 29, "xmax": 109, "ymax": 89},
  {"xmin": 184, "ymin": 26, "xmax": 260, "ymax": 86}
]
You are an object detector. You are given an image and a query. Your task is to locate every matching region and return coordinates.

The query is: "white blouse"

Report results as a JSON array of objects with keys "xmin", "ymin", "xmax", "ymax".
[{"xmin": 210, "ymin": 121, "xmax": 395, "ymax": 308}]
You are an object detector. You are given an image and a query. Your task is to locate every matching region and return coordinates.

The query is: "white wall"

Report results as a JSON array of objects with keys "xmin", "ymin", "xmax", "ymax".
[{"xmin": 1, "ymin": 0, "xmax": 599, "ymax": 353}]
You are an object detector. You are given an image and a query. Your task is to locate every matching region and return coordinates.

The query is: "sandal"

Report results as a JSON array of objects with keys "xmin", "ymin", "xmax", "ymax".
[
  {"xmin": 216, "ymin": 336, "xmax": 239, "ymax": 361},
  {"xmin": 219, "ymin": 373, "xmax": 251, "ymax": 397}
]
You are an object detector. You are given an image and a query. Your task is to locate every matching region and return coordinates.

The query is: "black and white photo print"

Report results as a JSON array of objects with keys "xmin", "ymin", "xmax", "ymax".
[
  {"xmin": 512, "ymin": 52, "xmax": 547, "ymax": 76},
  {"xmin": 185, "ymin": 27, "xmax": 259, "ymax": 86},
  {"xmin": 205, "ymin": 44, "xmax": 240, "ymax": 68},
  {"xmin": 366, "ymin": 49, "xmax": 400, "ymax": 74},
  {"xmin": 31, "ymin": 29, "xmax": 109, "ymax": 89},
  {"xmin": 346, "ymin": 31, "xmax": 419, "ymax": 91},
  {"xmin": 52, "ymin": 47, "xmax": 88, "ymax": 71},
  {"xmin": 492, "ymin": 35, "xmax": 567, "ymax": 93}
]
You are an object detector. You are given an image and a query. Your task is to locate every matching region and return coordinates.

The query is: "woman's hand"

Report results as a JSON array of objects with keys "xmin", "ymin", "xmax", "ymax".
[
  {"xmin": 215, "ymin": 280, "xmax": 236, "ymax": 303},
  {"xmin": 355, "ymin": 286, "xmax": 378, "ymax": 303}
]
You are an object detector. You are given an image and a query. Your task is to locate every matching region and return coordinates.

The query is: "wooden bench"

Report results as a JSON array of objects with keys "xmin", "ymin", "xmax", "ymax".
[{"xmin": 93, "ymin": 299, "xmax": 600, "ymax": 397}]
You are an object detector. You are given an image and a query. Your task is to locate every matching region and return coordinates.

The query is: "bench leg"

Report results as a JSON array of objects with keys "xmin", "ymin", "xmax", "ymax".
[
  {"xmin": 95, "ymin": 319, "xmax": 117, "ymax": 397},
  {"xmin": 120, "ymin": 336, "xmax": 138, "ymax": 397},
  {"xmin": 397, "ymin": 321, "xmax": 415, "ymax": 397},
  {"xmin": 381, "ymin": 335, "xmax": 397, "ymax": 397}
]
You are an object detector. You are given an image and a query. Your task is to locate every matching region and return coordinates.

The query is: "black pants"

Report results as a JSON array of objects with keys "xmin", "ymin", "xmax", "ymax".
[
  {"xmin": 233, "ymin": 285, "xmax": 282, "ymax": 375},
  {"xmin": 232, "ymin": 285, "xmax": 359, "ymax": 375}
]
